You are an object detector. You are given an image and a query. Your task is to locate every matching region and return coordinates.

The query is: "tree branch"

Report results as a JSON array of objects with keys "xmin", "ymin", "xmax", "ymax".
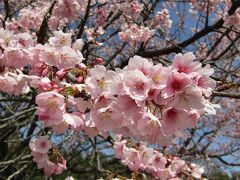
[
  {"xmin": 37, "ymin": 1, "xmax": 57, "ymax": 44},
  {"xmin": 137, "ymin": 1, "xmax": 240, "ymax": 58},
  {"xmin": 212, "ymin": 91, "xmax": 240, "ymax": 99},
  {"xmin": 209, "ymin": 155, "xmax": 240, "ymax": 166},
  {"xmin": 76, "ymin": 0, "xmax": 91, "ymax": 39}
]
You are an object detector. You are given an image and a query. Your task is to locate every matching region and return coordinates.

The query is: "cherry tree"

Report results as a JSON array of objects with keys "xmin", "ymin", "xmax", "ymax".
[{"xmin": 0, "ymin": 0, "xmax": 239, "ymax": 179}]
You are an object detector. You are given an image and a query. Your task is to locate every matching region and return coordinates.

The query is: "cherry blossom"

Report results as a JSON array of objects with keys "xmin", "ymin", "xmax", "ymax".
[
  {"xmin": 36, "ymin": 91, "xmax": 65, "ymax": 126},
  {"xmin": 29, "ymin": 136, "xmax": 67, "ymax": 176},
  {"xmin": 0, "ymin": 1, "xmax": 231, "ymax": 179}
]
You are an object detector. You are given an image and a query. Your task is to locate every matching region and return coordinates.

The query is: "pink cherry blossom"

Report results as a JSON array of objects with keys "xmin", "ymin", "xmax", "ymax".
[
  {"xmin": 172, "ymin": 52, "xmax": 201, "ymax": 76},
  {"xmin": 190, "ymin": 163, "xmax": 205, "ymax": 179},
  {"xmin": 194, "ymin": 64, "xmax": 216, "ymax": 97},
  {"xmin": 0, "ymin": 1, "xmax": 224, "ymax": 179},
  {"xmin": 91, "ymin": 96, "xmax": 124, "ymax": 131},
  {"xmin": 58, "ymin": 46, "xmax": 83, "ymax": 69},
  {"xmin": 170, "ymin": 86, "xmax": 205, "ymax": 111},
  {"xmin": 123, "ymin": 69, "xmax": 152, "ymax": 102},
  {"xmin": 72, "ymin": 97, "xmax": 91, "ymax": 113},
  {"xmin": 152, "ymin": 152, "xmax": 167, "ymax": 170},
  {"xmin": 64, "ymin": 112, "xmax": 85, "ymax": 129},
  {"xmin": 150, "ymin": 64, "xmax": 170, "ymax": 89},
  {"xmin": 29, "ymin": 136, "xmax": 52, "ymax": 153},
  {"xmin": 124, "ymin": 55, "xmax": 153, "ymax": 76},
  {"xmin": 119, "ymin": 24, "xmax": 154, "ymax": 43},
  {"xmin": 49, "ymin": 30, "xmax": 72, "ymax": 48},
  {"xmin": 115, "ymin": 94, "xmax": 143, "ymax": 119},
  {"xmin": 106, "ymin": 69, "xmax": 124, "ymax": 96},
  {"xmin": 31, "ymin": 151, "xmax": 48, "ymax": 164},
  {"xmin": 0, "ymin": 71, "xmax": 30, "ymax": 95},
  {"xmin": 0, "ymin": 28, "xmax": 13, "ymax": 48},
  {"xmin": 40, "ymin": 46, "xmax": 59, "ymax": 67},
  {"xmin": 122, "ymin": 148, "xmax": 141, "ymax": 171},
  {"xmin": 113, "ymin": 139, "xmax": 127, "ymax": 159},
  {"xmin": 162, "ymin": 72, "xmax": 192, "ymax": 98},
  {"xmin": 9, "ymin": 33, "xmax": 35, "ymax": 48},
  {"xmin": 36, "ymin": 91, "xmax": 65, "ymax": 126},
  {"xmin": 52, "ymin": 122, "xmax": 69, "ymax": 134},
  {"xmin": 153, "ymin": 7, "xmax": 172, "ymax": 32},
  {"xmin": 162, "ymin": 107, "xmax": 189, "ymax": 135},
  {"xmin": 85, "ymin": 65, "xmax": 108, "ymax": 98},
  {"xmin": 30, "ymin": 136, "xmax": 67, "ymax": 176},
  {"xmin": 3, "ymin": 47, "xmax": 29, "ymax": 68},
  {"xmin": 53, "ymin": 0, "xmax": 81, "ymax": 22}
]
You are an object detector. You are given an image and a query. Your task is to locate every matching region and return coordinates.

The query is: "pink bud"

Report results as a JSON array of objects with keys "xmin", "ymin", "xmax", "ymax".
[
  {"xmin": 76, "ymin": 76, "xmax": 84, "ymax": 83},
  {"xmin": 56, "ymin": 69, "xmax": 68, "ymax": 79},
  {"xmin": 93, "ymin": 58, "xmax": 104, "ymax": 65},
  {"xmin": 77, "ymin": 63, "xmax": 86, "ymax": 69},
  {"xmin": 41, "ymin": 67, "xmax": 49, "ymax": 77}
]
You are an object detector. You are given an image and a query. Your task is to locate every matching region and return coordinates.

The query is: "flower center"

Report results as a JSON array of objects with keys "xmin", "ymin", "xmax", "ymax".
[
  {"xmin": 40, "ymin": 141, "xmax": 46, "ymax": 148},
  {"xmin": 146, "ymin": 120, "xmax": 159, "ymax": 128},
  {"xmin": 152, "ymin": 74, "xmax": 161, "ymax": 83},
  {"xmin": 155, "ymin": 157, "xmax": 161, "ymax": 162},
  {"xmin": 135, "ymin": 81, "xmax": 144, "ymax": 90},
  {"xmin": 97, "ymin": 79, "xmax": 106, "ymax": 89},
  {"xmin": 166, "ymin": 109, "xmax": 177, "ymax": 121},
  {"xmin": 178, "ymin": 66, "xmax": 188, "ymax": 73},
  {"xmin": 47, "ymin": 52, "xmax": 57, "ymax": 62},
  {"xmin": 60, "ymin": 37, "xmax": 67, "ymax": 45},
  {"xmin": 47, "ymin": 98, "xmax": 59, "ymax": 112},
  {"xmin": 100, "ymin": 111, "xmax": 111, "ymax": 121},
  {"xmin": 172, "ymin": 80, "xmax": 182, "ymax": 91}
]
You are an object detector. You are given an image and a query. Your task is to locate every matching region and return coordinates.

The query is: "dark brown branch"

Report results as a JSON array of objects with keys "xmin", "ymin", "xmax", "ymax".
[
  {"xmin": 205, "ymin": 0, "xmax": 210, "ymax": 27},
  {"xmin": 2, "ymin": 0, "xmax": 11, "ymax": 29},
  {"xmin": 198, "ymin": 29, "xmax": 230, "ymax": 62},
  {"xmin": 212, "ymin": 91, "xmax": 240, "ymax": 99},
  {"xmin": 8, "ymin": 0, "xmax": 36, "ymax": 17},
  {"xmin": 178, "ymin": 129, "xmax": 195, "ymax": 155},
  {"xmin": 203, "ymin": 35, "xmax": 240, "ymax": 64},
  {"xmin": 209, "ymin": 155, "xmax": 240, "ymax": 166},
  {"xmin": 6, "ymin": 164, "xmax": 29, "ymax": 180},
  {"xmin": 137, "ymin": 1, "xmax": 240, "ymax": 58},
  {"xmin": 37, "ymin": 1, "xmax": 57, "ymax": 44},
  {"xmin": 105, "ymin": 42, "xmax": 127, "ymax": 67},
  {"xmin": 0, "ymin": 97, "xmax": 31, "ymax": 102},
  {"xmin": 76, "ymin": 0, "xmax": 91, "ymax": 39}
]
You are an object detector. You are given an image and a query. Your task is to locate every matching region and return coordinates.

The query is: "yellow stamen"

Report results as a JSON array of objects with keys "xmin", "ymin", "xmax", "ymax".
[
  {"xmin": 146, "ymin": 120, "xmax": 159, "ymax": 128},
  {"xmin": 152, "ymin": 74, "xmax": 161, "ymax": 83},
  {"xmin": 60, "ymin": 37, "xmax": 66, "ymax": 45},
  {"xmin": 47, "ymin": 98, "xmax": 59, "ymax": 112},
  {"xmin": 97, "ymin": 79, "xmax": 106, "ymax": 89},
  {"xmin": 100, "ymin": 111, "xmax": 111, "ymax": 121}
]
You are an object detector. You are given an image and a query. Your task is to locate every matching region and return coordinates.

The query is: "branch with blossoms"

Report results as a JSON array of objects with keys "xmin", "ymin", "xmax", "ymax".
[{"xmin": 0, "ymin": 0, "xmax": 239, "ymax": 179}]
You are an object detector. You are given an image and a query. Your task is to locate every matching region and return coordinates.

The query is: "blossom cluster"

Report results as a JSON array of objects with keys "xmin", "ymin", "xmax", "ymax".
[
  {"xmin": 86, "ymin": 52, "xmax": 216, "ymax": 144},
  {"xmin": 6, "ymin": 6, "xmax": 47, "ymax": 32},
  {"xmin": 53, "ymin": 0, "xmax": 81, "ymax": 22},
  {"xmin": 0, "ymin": 0, "xmax": 236, "ymax": 178},
  {"xmin": 2, "ymin": 0, "xmax": 86, "ymax": 32},
  {"xmin": 0, "ymin": 70, "xmax": 30, "ymax": 95},
  {"xmin": 224, "ymin": 8, "xmax": 240, "ymax": 30},
  {"xmin": 110, "ymin": 0, "xmax": 143, "ymax": 21},
  {"xmin": 189, "ymin": 0, "xmax": 228, "ymax": 15},
  {"xmin": 152, "ymin": 6, "xmax": 172, "ymax": 32},
  {"xmin": 119, "ymin": 24, "xmax": 155, "ymax": 43},
  {"xmin": 113, "ymin": 138, "xmax": 204, "ymax": 179},
  {"xmin": 0, "ymin": 26, "xmax": 217, "ymax": 177},
  {"xmin": 29, "ymin": 136, "xmax": 67, "ymax": 176},
  {"xmin": 0, "ymin": 29, "xmax": 84, "ymax": 94}
]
